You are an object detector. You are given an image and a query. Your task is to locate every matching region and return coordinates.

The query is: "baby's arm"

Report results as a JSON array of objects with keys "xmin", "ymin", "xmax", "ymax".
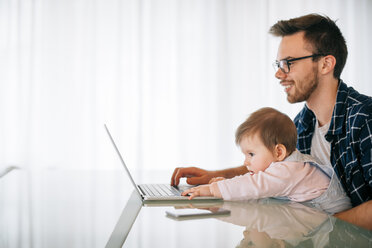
[
  {"xmin": 209, "ymin": 177, "xmax": 226, "ymax": 183},
  {"xmin": 181, "ymin": 183, "xmax": 222, "ymax": 200}
]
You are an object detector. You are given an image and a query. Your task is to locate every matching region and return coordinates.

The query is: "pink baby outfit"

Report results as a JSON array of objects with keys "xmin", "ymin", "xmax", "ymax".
[{"xmin": 211, "ymin": 150, "xmax": 351, "ymax": 213}]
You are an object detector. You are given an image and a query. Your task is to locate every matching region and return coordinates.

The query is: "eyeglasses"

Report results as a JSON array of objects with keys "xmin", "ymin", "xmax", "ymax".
[{"xmin": 273, "ymin": 54, "xmax": 325, "ymax": 74}]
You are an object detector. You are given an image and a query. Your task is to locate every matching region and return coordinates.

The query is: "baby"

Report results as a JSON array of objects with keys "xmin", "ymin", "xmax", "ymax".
[{"xmin": 182, "ymin": 107, "xmax": 351, "ymax": 213}]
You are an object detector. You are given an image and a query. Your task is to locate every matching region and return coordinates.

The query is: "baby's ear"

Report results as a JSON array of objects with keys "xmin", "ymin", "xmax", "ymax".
[{"xmin": 275, "ymin": 144, "xmax": 287, "ymax": 161}]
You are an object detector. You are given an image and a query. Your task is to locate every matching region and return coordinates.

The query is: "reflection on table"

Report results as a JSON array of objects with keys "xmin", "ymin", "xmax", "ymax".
[
  {"xmin": 219, "ymin": 199, "xmax": 331, "ymax": 247},
  {"xmin": 220, "ymin": 199, "xmax": 372, "ymax": 247},
  {"xmin": 117, "ymin": 191, "xmax": 372, "ymax": 248}
]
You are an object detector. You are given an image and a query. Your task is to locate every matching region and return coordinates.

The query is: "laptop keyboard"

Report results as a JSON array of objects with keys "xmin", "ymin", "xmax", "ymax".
[{"xmin": 139, "ymin": 184, "xmax": 183, "ymax": 197}]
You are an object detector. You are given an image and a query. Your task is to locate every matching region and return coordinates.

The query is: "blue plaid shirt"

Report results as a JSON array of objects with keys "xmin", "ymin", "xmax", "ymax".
[{"xmin": 294, "ymin": 80, "xmax": 372, "ymax": 207}]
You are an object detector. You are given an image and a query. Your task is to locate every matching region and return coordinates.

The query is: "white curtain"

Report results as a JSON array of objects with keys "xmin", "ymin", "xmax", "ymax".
[
  {"xmin": 1, "ymin": 0, "xmax": 372, "ymax": 174},
  {"xmin": 1, "ymin": 1, "xmax": 372, "ymax": 247}
]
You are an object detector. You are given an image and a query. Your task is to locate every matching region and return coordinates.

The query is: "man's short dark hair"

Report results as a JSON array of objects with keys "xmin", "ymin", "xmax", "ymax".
[{"xmin": 269, "ymin": 13, "xmax": 348, "ymax": 79}]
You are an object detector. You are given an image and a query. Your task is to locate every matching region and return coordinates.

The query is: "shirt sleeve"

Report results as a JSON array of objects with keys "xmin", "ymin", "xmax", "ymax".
[
  {"xmin": 217, "ymin": 162, "xmax": 329, "ymax": 201},
  {"xmin": 359, "ymin": 116, "xmax": 372, "ymax": 189}
]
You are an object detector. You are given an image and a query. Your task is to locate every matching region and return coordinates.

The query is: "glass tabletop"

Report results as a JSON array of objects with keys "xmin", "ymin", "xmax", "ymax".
[
  {"xmin": 1, "ymin": 168, "xmax": 132, "ymax": 248},
  {"xmin": 1, "ymin": 168, "xmax": 372, "ymax": 248},
  {"xmin": 115, "ymin": 191, "xmax": 372, "ymax": 248}
]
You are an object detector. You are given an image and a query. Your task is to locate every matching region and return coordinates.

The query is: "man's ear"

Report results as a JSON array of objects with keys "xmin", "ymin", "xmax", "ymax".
[
  {"xmin": 319, "ymin": 55, "xmax": 336, "ymax": 75},
  {"xmin": 274, "ymin": 144, "xmax": 287, "ymax": 161}
]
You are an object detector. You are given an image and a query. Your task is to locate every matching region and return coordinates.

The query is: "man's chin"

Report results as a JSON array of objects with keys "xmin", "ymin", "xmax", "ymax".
[
  {"xmin": 287, "ymin": 95, "xmax": 304, "ymax": 104},
  {"xmin": 287, "ymin": 95, "xmax": 296, "ymax": 103}
]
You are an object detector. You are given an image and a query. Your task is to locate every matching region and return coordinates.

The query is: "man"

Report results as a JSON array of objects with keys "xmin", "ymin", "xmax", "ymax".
[{"xmin": 170, "ymin": 14, "xmax": 372, "ymax": 229}]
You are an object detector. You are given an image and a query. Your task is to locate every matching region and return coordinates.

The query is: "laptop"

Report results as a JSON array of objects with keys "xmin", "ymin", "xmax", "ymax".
[{"xmin": 104, "ymin": 124, "xmax": 222, "ymax": 202}]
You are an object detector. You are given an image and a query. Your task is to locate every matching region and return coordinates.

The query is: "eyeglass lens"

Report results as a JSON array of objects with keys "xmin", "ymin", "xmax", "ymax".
[
  {"xmin": 273, "ymin": 60, "xmax": 289, "ymax": 73},
  {"xmin": 279, "ymin": 60, "xmax": 289, "ymax": 73}
]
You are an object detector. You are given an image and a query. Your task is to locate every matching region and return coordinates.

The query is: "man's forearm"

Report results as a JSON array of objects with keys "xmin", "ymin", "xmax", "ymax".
[
  {"xmin": 334, "ymin": 200, "xmax": 372, "ymax": 230},
  {"xmin": 216, "ymin": 165, "xmax": 248, "ymax": 179}
]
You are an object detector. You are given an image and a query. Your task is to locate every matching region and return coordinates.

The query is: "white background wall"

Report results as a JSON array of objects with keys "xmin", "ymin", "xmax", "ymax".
[{"xmin": 1, "ymin": 0, "xmax": 371, "ymax": 179}]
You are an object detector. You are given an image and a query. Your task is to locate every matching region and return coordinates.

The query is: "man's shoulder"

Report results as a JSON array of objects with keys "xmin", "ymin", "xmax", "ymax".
[
  {"xmin": 347, "ymin": 101, "xmax": 372, "ymax": 120},
  {"xmin": 335, "ymin": 82, "xmax": 372, "ymax": 126},
  {"xmin": 343, "ymin": 86, "xmax": 372, "ymax": 122},
  {"xmin": 347, "ymin": 91, "xmax": 371, "ymax": 104},
  {"xmin": 341, "ymin": 82, "xmax": 371, "ymax": 106}
]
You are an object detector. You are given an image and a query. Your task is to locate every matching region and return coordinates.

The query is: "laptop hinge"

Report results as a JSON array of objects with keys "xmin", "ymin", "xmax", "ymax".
[{"xmin": 137, "ymin": 185, "xmax": 146, "ymax": 198}]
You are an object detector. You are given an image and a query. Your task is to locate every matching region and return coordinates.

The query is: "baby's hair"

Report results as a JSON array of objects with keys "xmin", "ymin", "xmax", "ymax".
[{"xmin": 235, "ymin": 107, "xmax": 297, "ymax": 154}]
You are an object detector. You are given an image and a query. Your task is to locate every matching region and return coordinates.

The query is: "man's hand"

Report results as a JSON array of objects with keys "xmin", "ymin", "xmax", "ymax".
[
  {"xmin": 170, "ymin": 167, "xmax": 216, "ymax": 186},
  {"xmin": 181, "ymin": 185, "xmax": 212, "ymax": 200}
]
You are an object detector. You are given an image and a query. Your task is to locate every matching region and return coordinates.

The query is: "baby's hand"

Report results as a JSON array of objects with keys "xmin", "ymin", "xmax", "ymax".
[
  {"xmin": 181, "ymin": 185, "xmax": 212, "ymax": 200},
  {"xmin": 208, "ymin": 177, "xmax": 225, "ymax": 184}
]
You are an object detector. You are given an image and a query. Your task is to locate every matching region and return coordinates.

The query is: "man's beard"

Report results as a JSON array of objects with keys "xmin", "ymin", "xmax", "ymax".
[{"xmin": 287, "ymin": 68, "xmax": 319, "ymax": 103}]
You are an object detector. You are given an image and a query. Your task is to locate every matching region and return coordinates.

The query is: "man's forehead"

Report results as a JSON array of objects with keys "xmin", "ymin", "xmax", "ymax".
[{"xmin": 276, "ymin": 32, "xmax": 311, "ymax": 59}]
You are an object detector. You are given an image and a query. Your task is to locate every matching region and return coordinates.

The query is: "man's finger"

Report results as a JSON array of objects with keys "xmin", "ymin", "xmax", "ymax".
[
  {"xmin": 171, "ymin": 167, "xmax": 181, "ymax": 186},
  {"xmin": 172, "ymin": 167, "xmax": 188, "ymax": 186},
  {"xmin": 172, "ymin": 167, "xmax": 199, "ymax": 186},
  {"xmin": 174, "ymin": 169, "xmax": 186, "ymax": 186}
]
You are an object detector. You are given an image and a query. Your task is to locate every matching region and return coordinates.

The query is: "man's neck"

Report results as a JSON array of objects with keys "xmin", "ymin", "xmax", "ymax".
[{"xmin": 306, "ymin": 77, "xmax": 339, "ymax": 127}]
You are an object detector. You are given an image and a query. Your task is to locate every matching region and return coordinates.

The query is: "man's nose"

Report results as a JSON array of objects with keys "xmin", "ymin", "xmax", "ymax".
[{"xmin": 275, "ymin": 68, "xmax": 287, "ymax": 80}]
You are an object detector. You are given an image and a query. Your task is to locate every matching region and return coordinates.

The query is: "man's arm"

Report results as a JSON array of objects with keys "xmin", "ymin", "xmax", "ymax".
[
  {"xmin": 171, "ymin": 165, "xmax": 248, "ymax": 186},
  {"xmin": 334, "ymin": 200, "xmax": 372, "ymax": 230},
  {"xmin": 337, "ymin": 110, "xmax": 372, "ymax": 230},
  {"xmin": 218, "ymin": 165, "xmax": 249, "ymax": 179},
  {"xmin": 359, "ymin": 115, "xmax": 372, "ymax": 197}
]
